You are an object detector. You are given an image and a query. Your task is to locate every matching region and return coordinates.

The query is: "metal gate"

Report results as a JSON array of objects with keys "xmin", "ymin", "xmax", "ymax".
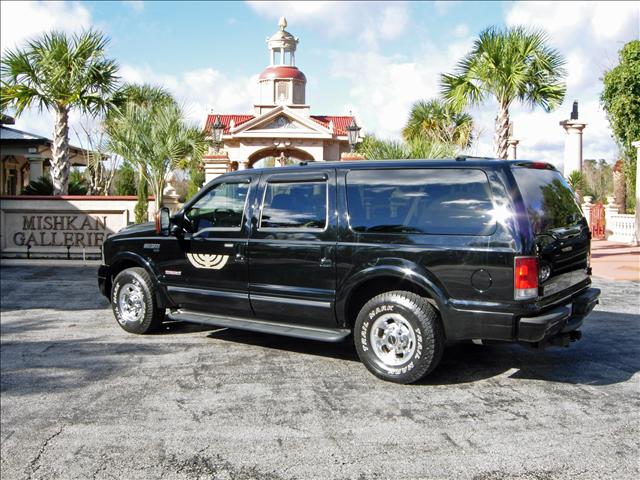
[{"xmin": 590, "ymin": 203, "xmax": 605, "ymax": 239}]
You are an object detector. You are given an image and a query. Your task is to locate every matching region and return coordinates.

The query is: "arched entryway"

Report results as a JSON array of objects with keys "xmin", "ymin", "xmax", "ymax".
[{"xmin": 247, "ymin": 147, "xmax": 314, "ymax": 169}]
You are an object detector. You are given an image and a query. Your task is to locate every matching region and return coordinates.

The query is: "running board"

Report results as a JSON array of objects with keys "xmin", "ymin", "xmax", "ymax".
[{"xmin": 170, "ymin": 309, "xmax": 351, "ymax": 343}]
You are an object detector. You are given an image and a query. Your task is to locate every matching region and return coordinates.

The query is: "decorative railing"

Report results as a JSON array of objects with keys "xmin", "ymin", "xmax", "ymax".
[{"xmin": 606, "ymin": 212, "xmax": 636, "ymax": 244}]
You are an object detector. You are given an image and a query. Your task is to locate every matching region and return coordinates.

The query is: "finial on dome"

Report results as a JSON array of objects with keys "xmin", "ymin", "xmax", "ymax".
[{"xmin": 279, "ymin": 17, "xmax": 287, "ymax": 31}]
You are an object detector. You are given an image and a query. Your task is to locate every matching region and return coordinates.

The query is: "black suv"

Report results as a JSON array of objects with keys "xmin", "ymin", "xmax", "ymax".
[{"xmin": 99, "ymin": 159, "xmax": 600, "ymax": 384}]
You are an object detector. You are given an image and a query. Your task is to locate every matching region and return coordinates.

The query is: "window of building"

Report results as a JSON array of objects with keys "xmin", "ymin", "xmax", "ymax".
[
  {"xmin": 185, "ymin": 181, "xmax": 249, "ymax": 232},
  {"xmin": 276, "ymin": 81, "xmax": 289, "ymax": 102},
  {"xmin": 346, "ymin": 168, "xmax": 495, "ymax": 235},
  {"xmin": 260, "ymin": 180, "xmax": 327, "ymax": 230}
]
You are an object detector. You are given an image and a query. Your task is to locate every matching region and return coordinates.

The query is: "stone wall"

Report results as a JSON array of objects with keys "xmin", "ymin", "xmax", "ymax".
[{"xmin": 0, "ymin": 196, "xmax": 156, "ymax": 259}]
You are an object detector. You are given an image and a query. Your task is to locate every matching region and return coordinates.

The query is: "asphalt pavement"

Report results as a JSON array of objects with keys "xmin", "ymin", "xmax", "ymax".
[{"xmin": 1, "ymin": 259, "xmax": 639, "ymax": 479}]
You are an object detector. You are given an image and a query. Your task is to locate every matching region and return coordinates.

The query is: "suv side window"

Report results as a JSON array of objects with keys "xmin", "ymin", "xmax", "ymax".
[
  {"xmin": 260, "ymin": 180, "xmax": 327, "ymax": 230},
  {"xmin": 346, "ymin": 168, "xmax": 495, "ymax": 235},
  {"xmin": 185, "ymin": 181, "xmax": 249, "ymax": 232}
]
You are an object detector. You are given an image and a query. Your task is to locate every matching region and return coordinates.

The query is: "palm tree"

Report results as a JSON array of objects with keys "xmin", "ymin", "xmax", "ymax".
[
  {"xmin": 1, "ymin": 30, "xmax": 119, "ymax": 194},
  {"xmin": 107, "ymin": 98, "xmax": 208, "ymax": 215},
  {"xmin": 403, "ymin": 99, "xmax": 474, "ymax": 147},
  {"xmin": 357, "ymin": 135, "xmax": 459, "ymax": 160},
  {"xmin": 441, "ymin": 26, "xmax": 566, "ymax": 159}
]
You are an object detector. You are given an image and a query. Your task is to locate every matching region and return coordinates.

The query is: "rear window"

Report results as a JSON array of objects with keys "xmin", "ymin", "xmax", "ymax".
[
  {"xmin": 511, "ymin": 166, "xmax": 583, "ymax": 234},
  {"xmin": 260, "ymin": 181, "xmax": 327, "ymax": 230},
  {"xmin": 346, "ymin": 168, "xmax": 495, "ymax": 235}
]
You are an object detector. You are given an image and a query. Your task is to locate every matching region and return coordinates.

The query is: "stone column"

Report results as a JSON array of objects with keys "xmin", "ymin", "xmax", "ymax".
[
  {"xmin": 559, "ymin": 120, "xmax": 587, "ymax": 177},
  {"xmin": 582, "ymin": 196, "xmax": 594, "ymax": 227},
  {"xmin": 507, "ymin": 139, "xmax": 519, "ymax": 160},
  {"xmin": 633, "ymin": 140, "xmax": 640, "ymax": 245},
  {"xmin": 27, "ymin": 157, "xmax": 44, "ymax": 182},
  {"xmin": 203, "ymin": 153, "xmax": 230, "ymax": 182},
  {"xmin": 162, "ymin": 172, "xmax": 182, "ymax": 214}
]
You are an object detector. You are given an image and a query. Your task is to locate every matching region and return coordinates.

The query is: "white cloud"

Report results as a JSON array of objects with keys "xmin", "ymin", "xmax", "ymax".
[
  {"xmin": 0, "ymin": 1, "xmax": 92, "ymax": 53},
  {"xmin": 122, "ymin": 1, "xmax": 144, "ymax": 13},
  {"xmin": 246, "ymin": 1, "xmax": 410, "ymax": 48},
  {"xmin": 119, "ymin": 64, "xmax": 258, "ymax": 126}
]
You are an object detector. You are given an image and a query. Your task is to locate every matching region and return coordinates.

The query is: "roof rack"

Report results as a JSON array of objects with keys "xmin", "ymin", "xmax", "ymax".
[{"xmin": 454, "ymin": 155, "xmax": 499, "ymax": 161}]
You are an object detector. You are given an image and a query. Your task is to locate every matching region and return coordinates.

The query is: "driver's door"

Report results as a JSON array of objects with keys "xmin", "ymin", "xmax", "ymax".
[{"xmin": 163, "ymin": 175, "xmax": 254, "ymax": 317}]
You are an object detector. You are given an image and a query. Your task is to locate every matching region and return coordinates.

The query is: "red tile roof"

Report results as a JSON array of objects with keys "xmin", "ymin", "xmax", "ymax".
[
  {"xmin": 259, "ymin": 65, "xmax": 307, "ymax": 81},
  {"xmin": 205, "ymin": 114, "xmax": 254, "ymax": 134},
  {"xmin": 309, "ymin": 115, "xmax": 354, "ymax": 136},
  {"xmin": 205, "ymin": 114, "xmax": 353, "ymax": 136}
]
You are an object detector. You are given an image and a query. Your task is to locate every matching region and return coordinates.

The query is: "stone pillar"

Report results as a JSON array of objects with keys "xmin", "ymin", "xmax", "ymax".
[
  {"xmin": 507, "ymin": 139, "xmax": 519, "ymax": 160},
  {"xmin": 633, "ymin": 140, "xmax": 640, "ymax": 245},
  {"xmin": 27, "ymin": 157, "xmax": 44, "ymax": 182},
  {"xmin": 559, "ymin": 120, "xmax": 587, "ymax": 177},
  {"xmin": 582, "ymin": 196, "xmax": 594, "ymax": 227},
  {"xmin": 162, "ymin": 172, "xmax": 182, "ymax": 214},
  {"xmin": 340, "ymin": 152, "xmax": 365, "ymax": 161},
  {"xmin": 203, "ymin": 153, "xmax": 230, "ymax": 182}
]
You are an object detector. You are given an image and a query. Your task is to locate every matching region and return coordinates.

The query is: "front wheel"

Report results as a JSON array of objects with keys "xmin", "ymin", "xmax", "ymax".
[
  {"xmin": 111, "ymin": 267, "xmax": 165, "ymax": 334},
  {"xmin": 354, "ymin": 291, "xmax": 444, "ymax": 384}
]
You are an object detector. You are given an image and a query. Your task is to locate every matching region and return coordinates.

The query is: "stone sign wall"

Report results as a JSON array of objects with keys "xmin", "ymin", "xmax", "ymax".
[{"xmin": 0, "ymin": 196, "xmax": 156, "ymax": 258}]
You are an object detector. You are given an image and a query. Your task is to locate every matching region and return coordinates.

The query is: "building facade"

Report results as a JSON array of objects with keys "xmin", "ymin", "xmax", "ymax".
[{"xmin": 203, "ymin": 18, "xmax": 358, "ymax": 178}]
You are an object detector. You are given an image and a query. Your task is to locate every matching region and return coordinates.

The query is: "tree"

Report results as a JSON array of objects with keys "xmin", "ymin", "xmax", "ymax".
[
  {"xmin": 107, "ymin": 98, "xmax": 208, "ymax": 217},
  {"xmin": 113, "ymin": 162, "xmax": 137, "ymax": 196},
  {"xmin": 403, "ymin": 99, "xmax": 474, "ymax": 147},
  {"xmin": 441, "ymin": 26, "xmax": 566, "ymax": 159},
  {"xmin": 601, "ymin": 40, "xmax": 640, "ymax": 209},
  {"xmin": 357, "ymin": 134, "xmax": 459, "ymax": 160},
  {"xmin": 1, "ymin": 30, "xmax": 119, "ymax": 194}
]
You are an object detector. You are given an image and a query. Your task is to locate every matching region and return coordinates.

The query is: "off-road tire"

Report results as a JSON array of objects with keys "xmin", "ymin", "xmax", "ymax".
[
  {"xmin": 354, "ymin": 290, "xmax": 444, "ymax": 384},
  {"xmin": 111, "ymin": 267, "xmax": 165, "ymax": 334}
]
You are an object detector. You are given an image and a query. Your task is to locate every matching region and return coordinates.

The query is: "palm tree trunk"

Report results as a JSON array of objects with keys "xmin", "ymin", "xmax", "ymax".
[
  {"xmin": 494, "ymin": 102, "xmax": 510, "ymax": 160},
  {"xmin": 51, "ymin": 105, "xmax": 70, "ymax": 195}
]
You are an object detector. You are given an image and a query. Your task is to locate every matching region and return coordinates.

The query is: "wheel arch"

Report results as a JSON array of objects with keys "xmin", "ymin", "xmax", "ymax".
[
  {"xmin": 106, "ymin": 252, "xmax": 173, "ymax": 308},
  {"xmin": 338, "ymin": 266, "xmax": 448, "ymax": 331}
]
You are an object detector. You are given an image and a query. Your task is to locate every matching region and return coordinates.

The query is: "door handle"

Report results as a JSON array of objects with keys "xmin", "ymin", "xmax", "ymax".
[
  {"xmin": 320, "ymin": 246, "xmax": 333, "ymax": 268},
  {"xmin": 234, "ymin": 243, "xmax": 247, "ymax": 264}
]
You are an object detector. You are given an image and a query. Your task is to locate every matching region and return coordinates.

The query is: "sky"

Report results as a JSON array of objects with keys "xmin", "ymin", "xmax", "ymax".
[{"xmin": 1, "ymin": 1, "xmax": 639, "ymax": 168}]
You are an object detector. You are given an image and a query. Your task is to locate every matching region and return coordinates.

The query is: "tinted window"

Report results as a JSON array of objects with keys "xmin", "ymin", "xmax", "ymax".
[
  {"xmin": 261, "ymin": 181, "xmax": 327, "ymax": 229},
  {"xmin": 346, "ymin": 169, "xmax": 494, "ymax": 235},
  {"xmin": 512, "ymin": 166, "xmax": 583, "ymax": 234},
  {"xmin": 186, "ymin": 181, "xmax": 249, "ymax": 231}
]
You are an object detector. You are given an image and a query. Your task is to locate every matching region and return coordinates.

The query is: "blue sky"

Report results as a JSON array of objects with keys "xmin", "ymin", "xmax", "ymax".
[{"xmin": 1, "ymin": 1, "xmax": 639, "ymax": 166}]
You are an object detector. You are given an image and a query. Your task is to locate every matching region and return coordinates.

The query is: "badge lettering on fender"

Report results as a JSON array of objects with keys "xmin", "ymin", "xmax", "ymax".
[{"xmin": 186, "ymin": 253, "xmax": 229, "ymax": 270}]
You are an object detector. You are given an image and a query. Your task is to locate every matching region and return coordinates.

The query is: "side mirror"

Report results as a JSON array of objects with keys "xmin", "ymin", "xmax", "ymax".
[{"xmin": 155, "ymin": 207, "xmax": 171, "ymax": 236}]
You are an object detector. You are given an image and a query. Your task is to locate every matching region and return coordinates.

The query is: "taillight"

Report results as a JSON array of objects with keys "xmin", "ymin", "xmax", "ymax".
[
  {"xmin": 514, "ymin": 256, "xmax": 538, "ymax": 300},
  {"xmin": 154, "ymin": 210, "xmax": 161, "ymax": 234}
]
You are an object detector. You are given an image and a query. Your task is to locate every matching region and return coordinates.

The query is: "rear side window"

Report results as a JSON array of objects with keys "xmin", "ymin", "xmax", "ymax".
[
  {"xmin": 511, "ymin": 166, "xmax": 583, "ymax": 234},
  {"xmin": 260, "ymin": 181, "xmax": 327, "ymax": 230},
  {"xmin": 346, "ymin": 168, "xmax": 495, "ymax": 235}
]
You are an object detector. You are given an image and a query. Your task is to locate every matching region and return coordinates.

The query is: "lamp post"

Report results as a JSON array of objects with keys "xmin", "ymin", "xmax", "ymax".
[
  {"xmin": 211, "ymin": 116, "xmax": 224, "ymax": 153},
  {"xmin": 346, "ymin": 117, "xmax": 361, "ymax": 153}
]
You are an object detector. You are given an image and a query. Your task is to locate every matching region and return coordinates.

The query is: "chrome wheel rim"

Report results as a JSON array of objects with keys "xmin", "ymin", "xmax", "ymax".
[
  {"xmin": 370, "ymin": 313, "xmax": 416, "ymax": 366},
  {"xmin": 117, "ymin": 281, "xmax": 145, "ymax": 325}
]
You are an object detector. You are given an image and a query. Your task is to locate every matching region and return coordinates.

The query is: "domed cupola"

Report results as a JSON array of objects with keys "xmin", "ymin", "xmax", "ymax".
[{"xmin": 256, "ymin": 17, "xmax": 308, "ymax": 114}]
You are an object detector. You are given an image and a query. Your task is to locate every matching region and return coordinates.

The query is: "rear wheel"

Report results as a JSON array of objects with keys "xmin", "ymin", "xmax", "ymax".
[
  {"xmin": 111, "ymin": 267, "xmax": 164, "ymax": 334},
  {"xmin": 354, "ymin": 291, "xmax": 444, "ymax": 384}
]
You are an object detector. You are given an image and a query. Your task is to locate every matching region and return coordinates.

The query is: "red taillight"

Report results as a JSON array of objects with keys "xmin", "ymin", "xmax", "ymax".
[
  {"xmin": 514, "ymin": 256, "xmax": 538, "ymax": 300},
  {"xmin": 155, "ymin": 210, "xmax": 161, "ymax": 234}
]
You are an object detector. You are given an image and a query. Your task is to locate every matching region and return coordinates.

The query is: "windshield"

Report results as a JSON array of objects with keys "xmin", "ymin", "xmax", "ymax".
[{"xmin": 511, "ymin": 166, "xmax": 583, "ymax": 235}]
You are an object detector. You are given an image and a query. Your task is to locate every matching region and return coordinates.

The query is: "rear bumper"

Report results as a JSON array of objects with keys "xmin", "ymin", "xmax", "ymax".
[{"xmin": 517, "ymin": 287, "xmax": 600, "ymax": 343}]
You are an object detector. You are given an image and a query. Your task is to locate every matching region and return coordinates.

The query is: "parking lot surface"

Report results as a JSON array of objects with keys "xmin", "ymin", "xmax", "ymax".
[{"xmin": 1, "ymin": 260, "xmax": 639, "ymax": 480}]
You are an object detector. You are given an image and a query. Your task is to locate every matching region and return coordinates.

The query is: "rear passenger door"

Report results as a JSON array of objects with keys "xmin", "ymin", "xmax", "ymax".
[{"xmin": 248, "ymin": 170, "xmax": 337, "ymax": 328}]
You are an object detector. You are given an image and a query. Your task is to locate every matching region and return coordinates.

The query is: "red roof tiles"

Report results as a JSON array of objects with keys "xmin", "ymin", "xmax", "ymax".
[{"xmin": 205, "ymin": 114, "xmax": 353, "ymax": 136}]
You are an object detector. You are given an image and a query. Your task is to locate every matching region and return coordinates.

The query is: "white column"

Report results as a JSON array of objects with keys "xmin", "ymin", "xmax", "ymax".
[
  {"xmin": 270, "ymin": 49, "xmax": 275, "ymax": 65},
  {"xmin": 291, "ymin": 51, "xmax": 295, "ymax": 66},
  {"xmin": 633, "ymin": 140, "xmax": 640, "ymax": 245},
  {"xmin": 507, "ymin": 139, "xmax": 519, "ymax": 160},
  {"xmin": 27, "ymin": 157, "xmax": 44, "ymax": 182},
  {"xmin": 559, "ymin": 120, "xmax": 587, "ymax": 177}
]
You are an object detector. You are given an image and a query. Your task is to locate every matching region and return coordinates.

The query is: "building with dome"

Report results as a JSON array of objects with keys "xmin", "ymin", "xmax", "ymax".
[{"xmin": 202, "ymin": 18, "xmax": 359, "ymax": 180}]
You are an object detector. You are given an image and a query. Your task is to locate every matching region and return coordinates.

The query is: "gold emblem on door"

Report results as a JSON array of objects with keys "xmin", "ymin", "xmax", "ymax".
[{"xmin": 186, "ymin": 253, "xmax": 229, "ymax": 270}]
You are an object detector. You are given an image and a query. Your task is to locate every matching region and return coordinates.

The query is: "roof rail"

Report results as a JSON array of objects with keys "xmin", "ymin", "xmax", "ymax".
[{"xmin": 454, "ymin": 155, "xmax": 499, "ymax": 161}]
